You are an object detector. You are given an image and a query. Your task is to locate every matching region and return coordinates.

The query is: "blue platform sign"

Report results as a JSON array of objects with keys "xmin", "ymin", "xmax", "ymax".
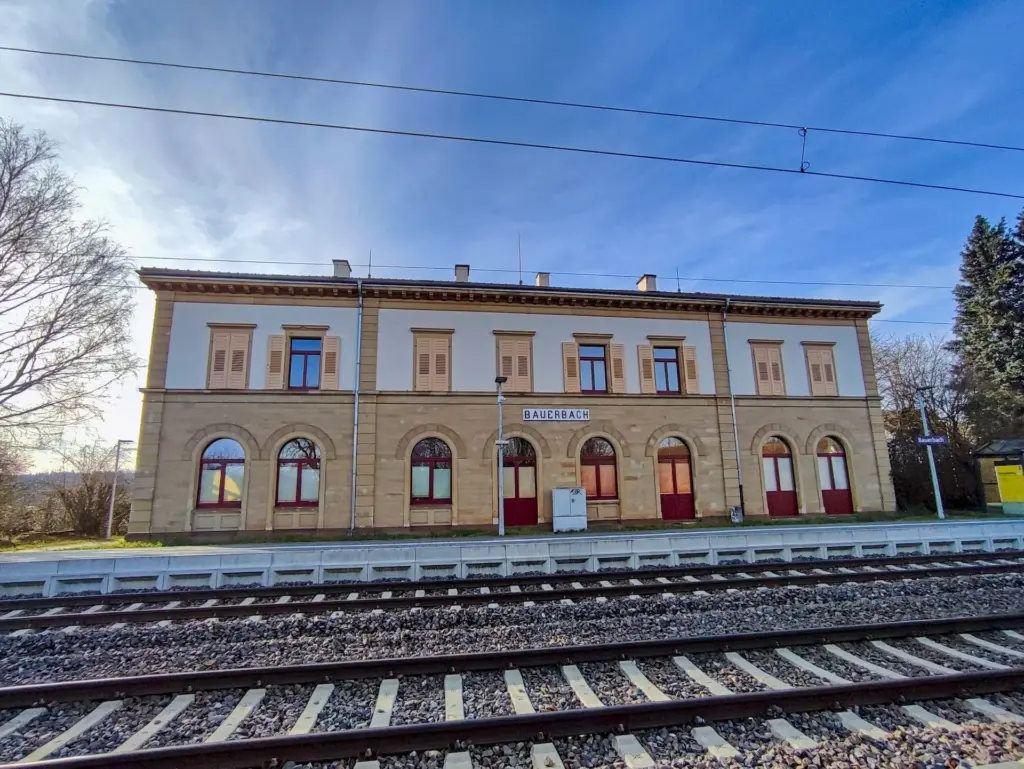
[{"xmin": 916, "ymin": 435, "xmax": 949, "ymax": 446}]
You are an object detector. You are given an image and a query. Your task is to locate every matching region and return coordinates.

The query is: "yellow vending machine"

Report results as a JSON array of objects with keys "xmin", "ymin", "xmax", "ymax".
[{"xmin": 995, "ymin": 462, "xmax": 1024, "ymax": 515}]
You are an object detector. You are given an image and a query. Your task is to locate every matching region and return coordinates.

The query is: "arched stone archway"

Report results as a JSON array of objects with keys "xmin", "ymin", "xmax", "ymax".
[
  {"xmin": 182, "ymin": 423, "xmax": 259, "ymax": 461},
  {"xmin": 644, "ymin": 425, "xmax": 706, "ymax": 459},
  {"xmin": 481, "ymin": 423, "xmax": 552, "ymax": 459},
  {"xmin": 394, "ymin": 424, "xmax": 468, "ymax": 460},
  {"xmin": 566, "ymin": 421, "xmax": 631, "ymax": 458},
  {"xmin": 803, "ymin": 424, "xmax": 855, "ymax": 456},
  {"xmin": 262, "ymin": 423, "xmax": 337, "ymax": 460},
  {"xmin": 748, "ymin": 423, "xmax": 803, "ymax": 455}
]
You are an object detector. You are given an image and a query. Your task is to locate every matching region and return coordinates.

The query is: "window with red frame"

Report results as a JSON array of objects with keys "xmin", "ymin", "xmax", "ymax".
[
  {"xmin": 276, "ymin": 438, "xmax": 321, "ymax": 506},
  {"xmin": 197, "ymin": 438, "xmax": 245, "ymax": 507},
  {"xmin": 288, "ymin": 338, "xmax": 322, "ymax": 390},
  {"xmin": 653, "ymin": 347, "xmax": 681, "ymax": 394},
  {"xmin": 580, "ymin": 436, "xmax": 617, "ymax": 499},
  {"xmin": 579, "ymin": 345, "xmax": 608, "ymax": 393},
  {"xmin": 410, "ymin": 438, "xmax": 452, "ymax": 505}
]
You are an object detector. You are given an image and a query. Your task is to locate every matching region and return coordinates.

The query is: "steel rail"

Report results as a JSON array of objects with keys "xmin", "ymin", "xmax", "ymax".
[
  {"xmin": 2, "ymin": 559, "xmax": 1023, "ymax": 631},
  {"xmin": 2, "ymin": 612, "xmax": 1022, "ymax": 708},
  {"xmin": 8, "ymin": 669, "xmax": 1024, "ymax": 769},
  {"xmin": 0, "ymin": 550, "xmax": 1017, "ymax": 611}
]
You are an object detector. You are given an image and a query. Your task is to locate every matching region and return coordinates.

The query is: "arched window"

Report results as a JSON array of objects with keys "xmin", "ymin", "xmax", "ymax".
[
  {"xmin": 581, "ymin": 437, "xmax": 617, "ymax": 499},
  {"xmin": 197, "ymin": 438, "xmax": 245, "ymax": 508},
  {"xmin": 411, "ymin": 438, "xmax": 452, "ymax": 505},
  {"xmin": 276, "ymin": 438, "xmax": 322, "ymax": 506}
]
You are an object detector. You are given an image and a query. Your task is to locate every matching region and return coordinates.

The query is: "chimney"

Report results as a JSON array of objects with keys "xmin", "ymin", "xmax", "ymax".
[
  {"xmin": 535, "ymin": 272, "xmax": 550, "ymax": 287},
  {"xmin": 455, "ymin": 264, "xmax": 470, "ymax": 282},
  {"xmin": 636, "ymin": 274, "xmax": 657, "ymax": 292},
  {"xmin": 333, "ymin": 259, "xmax": 351, "ymax": 278}
]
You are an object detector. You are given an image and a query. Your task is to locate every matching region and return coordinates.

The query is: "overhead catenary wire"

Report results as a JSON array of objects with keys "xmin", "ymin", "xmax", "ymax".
[
  {"xmin": 2, "ymin": 45, "xmax": 1022, "ymax": 154},
  {"xmin": 1, "ymin": 91, "xmax": 1022, "ymax": 201}
]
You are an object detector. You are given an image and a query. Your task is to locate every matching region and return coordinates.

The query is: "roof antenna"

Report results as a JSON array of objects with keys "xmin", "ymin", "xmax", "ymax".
[
  {"xmin": 676, "ymin": 267, "xmax": 681, "ymax": 292},
  {"xmin": 367, "ymin": 248, "xmax": 372, "ymax": 278},
  {"xmin": 517, "ymin": 232, "xmax": 523, "ymax": 285}
]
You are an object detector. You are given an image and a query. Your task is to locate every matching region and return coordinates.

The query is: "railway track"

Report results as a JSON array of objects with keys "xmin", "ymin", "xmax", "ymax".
[
  {"xmin": 2, "ymin": 613, "xmax": 1024, "ymax": 767},
  {"xmin": 2, "ymin": 551, "xmax": 1023, "ymax": 632}
]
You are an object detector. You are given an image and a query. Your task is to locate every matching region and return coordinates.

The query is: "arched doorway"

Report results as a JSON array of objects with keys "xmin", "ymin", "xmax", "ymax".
[
  {"xmin": 657, "ymin": 437, "xmax": 694, "ymax": 519},
  {"xmin": 501, "ymin": 437, "xmax": 538, "ymax": 526},
  {"xmin": 762, "ymin": 437, "xmax": 798, "ymax": 516},
  {"xmin": 817, "ymin": 437, "xmax": 853, "ymax": 515}
]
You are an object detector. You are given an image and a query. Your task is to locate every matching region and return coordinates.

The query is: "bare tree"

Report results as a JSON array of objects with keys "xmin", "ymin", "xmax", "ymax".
[
  {"xmin": 872, "ymin": 332, "xmax": 980, "ymax": 510},
  {"xmin": 0, "ymin": 119, "xmax": 139, "ymax": 442},
  {"xmin": 0, "ymin": 441, "xmax": 24, "ymax": 540},
  {"xmin": 52, "ymin": 442, "xmax": 132, "ymax": 537}
]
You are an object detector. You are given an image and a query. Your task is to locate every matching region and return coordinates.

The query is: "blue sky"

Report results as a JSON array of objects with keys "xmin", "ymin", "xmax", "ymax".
[{"xmin": 3, "ymin": 0, "xmax": 1024, "ymax": 464}]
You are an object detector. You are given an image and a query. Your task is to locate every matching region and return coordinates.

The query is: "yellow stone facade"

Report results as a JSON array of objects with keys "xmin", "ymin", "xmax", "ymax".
[{"xmin": 128, "ymin": 276, "xmax": 896, "ymax": 539}]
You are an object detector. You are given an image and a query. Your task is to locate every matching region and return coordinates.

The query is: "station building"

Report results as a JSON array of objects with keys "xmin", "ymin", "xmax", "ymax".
[{"xmin": 127, "ymin": 262, "xmax": 896, "ymax": 539}]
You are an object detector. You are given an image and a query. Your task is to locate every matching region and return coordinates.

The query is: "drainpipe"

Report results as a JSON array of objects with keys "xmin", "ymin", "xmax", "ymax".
[
  {"xmin": 722, "ymin": 298, "xmax": 745, "ymax": 516},
  {"xmin": 349, "ymin": 279, "xmax": 364, "ymax": 533}
]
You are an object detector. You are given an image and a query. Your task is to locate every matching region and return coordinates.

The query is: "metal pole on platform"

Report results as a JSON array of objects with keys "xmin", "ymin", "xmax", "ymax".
[
  {"xmin": 495, "ymin": 376, "xmax": 508, "ymax": 536},
  {"xmin": 105, "ymin": 439, "xmax": 134, "ymax": 539},
  {"xmin": 915, "ymin": 386, "xmax": 945, "ymax": 520}
]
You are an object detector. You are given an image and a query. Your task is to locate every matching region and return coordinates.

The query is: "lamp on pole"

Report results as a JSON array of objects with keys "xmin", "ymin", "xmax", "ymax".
[
  {"xmin": 495, "ymin": 376, "xmax": 508, "ymax": 536},
  {"xmin": 914, "ymin": 386, "xmax": 945, "ymax": 520},
  {"xmin": 105, "ymin": 439, "xmax": 135, "ymax": 539}
]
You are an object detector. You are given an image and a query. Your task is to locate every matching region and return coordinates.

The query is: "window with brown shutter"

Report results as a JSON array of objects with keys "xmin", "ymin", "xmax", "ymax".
[
  {"xmin": 495, "ymin": 334, "xmax": 533, "ymax": 392},
  {"xmin": 207, "ymin": 326, "xmax": 253, "ymax": 389},
  {"xmin": 412, "ymin": 331, "xmax": 453, "ymax": 392},
  {"xmin": 637, "ymin": 345, "xmax": 656, "ymax": 394},
  {"xmin": 562, "ymin": 342, "xmax": 581, "ymax": 393},
  {"xmin": 750, "ymin": 341, "xmax": 786, "ymax": 396},
  {"xmin": 682, "ymin": 346, "xmax": 699, "ymax": 393},
  {"xmin": 321, "ymin": 336, "xmax": 341, "ymax": 390},
  {"xmin": 804, "ymin": 343, "xmax": 838, "ymax": 396}
]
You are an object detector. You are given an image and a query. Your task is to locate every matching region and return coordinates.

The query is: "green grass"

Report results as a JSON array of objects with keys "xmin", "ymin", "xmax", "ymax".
[
  {"xmin": 1, "ymin": 508, "xmax": 1014, "ymax": 552},
  {"xmin": 0, "ymin": 534, "xmax": 163, "ymax": 553}
]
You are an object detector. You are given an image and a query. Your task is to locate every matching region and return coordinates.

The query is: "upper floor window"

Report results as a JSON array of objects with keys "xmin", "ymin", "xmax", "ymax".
[
  {"xmin": 751, "ymin": 341, "xmax": 786, "ymax": 396},
  {"xmin": 207, "ymin": 327, "xmax": 253, "ymax": 389},
  {"xmin": 653, "ymin": 347, "xmax": 681, "ymax": 394},
  {"xmin": 804, "ymin": 343, "xmax": 838, "ymax": 396},
  {"xmin": 496, "ymin": 334, "xmax": 533, "ymax": 392},
  {"xmin": 413, "ymin": 332, "xmax": 452, "ymax": 392},
  {"xmin": 289, "ymin": 338, "xmax": 322, "ymax": 390},
  {"xmin": 197, "ymin": 438, "xmax": 245, "ymax": 508},
  {"xmin": 579, "ymin": 345, "xmax": 608, "ymax": 393}
]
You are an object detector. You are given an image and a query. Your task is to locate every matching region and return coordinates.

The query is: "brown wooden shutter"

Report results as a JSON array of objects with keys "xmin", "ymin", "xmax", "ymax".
[
  {"xmin": 413, "ymin": 335, "xmax": 431, "ymax": 391},
  {"xmin": 806, "ymin": 347, "xmax": 824, "ymax": 395},
  {"xmin": 767, "ymin": 346, "xmax": 786, "ymax": 395},
  {"xmin": 266, "ymin": 334, "xmax": 286, "ymax": 389},
  {"xmin": 514, "ymin": 338, "xmax": 531, "ymax": 392},
  {"xmin": 753, "ymin": 345, "xmax": 771, "ymax": 395},
  {"xmin": 226, "ymin": 332, "xmax": 249, "ymax": 389},
  {"xmin": 682, "ymin": 346, "xmax": 699, "ymax": 394},
  {"xmin": 432, "ymin": 337, "xmax": 450, "ymax": 392},
  {"xmin": 609, "ymin": 343, "xmax": 626, "ymax": 393},
  {"xmin": 208, "ymin": 331, "xmax": 231, "ymax": 388},
  {"xmin": 637, "ymin": 345, "xmax": 655, "ymax": 394},
  {"xmin": 822, "ymin": 348, "xmax": 838, "ymax": 396},
  {"xmin": 321, "ymin": 336, "xmax": 341, "ymax": 390},
  {"xmin": 498, "ymin": 338, "xmax": 515, "ymax": 385},
  {"xmin": 562, "ymin": 342, "xmax": 580, "ymax": 393}
]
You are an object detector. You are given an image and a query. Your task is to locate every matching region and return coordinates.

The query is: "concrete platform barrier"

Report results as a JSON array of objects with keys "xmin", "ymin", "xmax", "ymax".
[{"xmin": 1, "ymin": 519, "xmax": 1022, "ymax": 597}]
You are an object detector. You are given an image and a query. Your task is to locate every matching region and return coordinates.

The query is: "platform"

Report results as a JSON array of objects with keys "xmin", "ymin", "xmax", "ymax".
[{"xmin": 1, "ymin": 519, "xmax": 1022, "ymax": 597}]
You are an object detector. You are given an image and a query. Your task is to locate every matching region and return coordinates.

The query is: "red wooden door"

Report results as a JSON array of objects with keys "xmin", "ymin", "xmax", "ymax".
[
  {"xmin": 762, "ymin": 455, "xmax": 798, "ymax": 516},
  {"xmin": 818, "ymin": 452, "xmax": 853, "ymax": 514},
  {"xmin": 502, "ymin": 438, "xmax": 538, "ymax": 526},
  {"xmin": 657, "ymin": 438, "xmax": 695, "ymax": 520}
]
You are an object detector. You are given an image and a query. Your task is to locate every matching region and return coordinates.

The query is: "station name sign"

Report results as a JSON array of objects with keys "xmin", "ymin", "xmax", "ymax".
[{"xmin": 523, "ymin": 408, "xmax": 590, "ymax": 422}]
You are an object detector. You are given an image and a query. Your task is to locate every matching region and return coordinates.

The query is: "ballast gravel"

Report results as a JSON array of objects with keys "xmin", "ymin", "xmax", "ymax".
[
  {"xmin": 390, "ymin": 676, "xmax": 445, "ymax": 726},
  {"xmin": 4, "ymin": 573, "xmax": 1024, "ymax": 686},
  {"xmin": 520, "ymin": 666, "xmax": 580, "ymax": 712},
  {"xmin": 689, "ymin": 652, "xmax": 767, "ymax": 693},
  {"xmin": 58, "ymin": 695, "xmax": 171, "ymax": 756},
  {"xmin": 229, "ymin": 683, "xmax": 312, "ymax": 740},
  {"xmin": 786, "ymin": 643, "xmax": 880, "ymax": 682},
  {"xmin": 553, "ymin": 733, "xmax": 623, "ymax": 769},
  {"xmin": 144, "ymin": 688, "xmax": 244, "ymax": 747},
  {"xmin": 732, "ymin": 648, "xmax": 828, "ymax": 687},
  {"xmin": 882, "ymin": 638, "xmax": 982, "ymax": 671},
  {"xmin": 312, "ymin": 678, "xmax": 377, "ymax": 732},
  {"xmin": 461, "ymin": 671, "xmax": 513, "ymax": 719},
  {"xmin": 576, "ymin": 662, "xmax": 646, "ymax": 706},
  {"xmin": 837, "ymin": 641, "xmax": 927, "ymax": 677},
  {"xmin": 0, "ymin": 701, "xmax": 93, "ymax": 762},
  {"xmin": 635, "ymin": 657, "xmax": 710, "ymax": 699}
]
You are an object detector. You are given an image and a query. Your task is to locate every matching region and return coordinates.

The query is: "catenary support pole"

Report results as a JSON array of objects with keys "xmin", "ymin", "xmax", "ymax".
[
  {"xmin": 349, "ymin": 278, "xmax": 364, "ymax": 532},
  {"xmin": 105, "ymin": 440, "xmax": 133, "ymax": 539},
  {"xmin": 496, "ymin": 377, "xmax": 506, "ymax": 536}
]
